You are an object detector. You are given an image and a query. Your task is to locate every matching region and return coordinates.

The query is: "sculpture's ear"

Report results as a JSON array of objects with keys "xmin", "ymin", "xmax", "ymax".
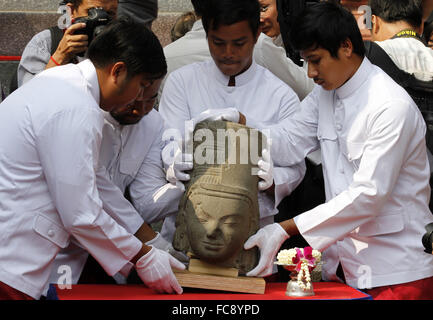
[{"xmin": 172, "ymin": 197, "xmax": 190, "ymax": 252}]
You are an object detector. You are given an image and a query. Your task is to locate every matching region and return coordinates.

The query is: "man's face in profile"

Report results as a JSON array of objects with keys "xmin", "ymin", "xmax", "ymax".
[
  {"xmin": 302, "ymin": 44, "xmax": 355, "ymax": 91},
  {"xmin": 110, "ymin": 78, "xmax": 162, "ymax": 125},
  {"xmin": 207, "ymin": 20, "xmax": 259, "ymax": 77},
  {"xmin": 185, "ymin": 193, "xmax": 251, "ymax": 263}
]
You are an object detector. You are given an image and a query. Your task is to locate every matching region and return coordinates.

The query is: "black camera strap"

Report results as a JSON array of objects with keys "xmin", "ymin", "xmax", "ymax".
[{"xmin": 49, "ymin": 26, "xmax": 65, "ymax": 56}]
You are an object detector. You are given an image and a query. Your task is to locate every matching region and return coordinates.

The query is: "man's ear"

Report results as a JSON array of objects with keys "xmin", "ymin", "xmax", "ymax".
[
  {"xmin": 109, "ymin": 62, "xmax": 128, "ymax": 86},
  {"xmin": 340, "ymin": 38, "xmax": 354, "ymax": 58},
  {"xmin": 66, "ymin": 3, "xmax": 77, "ymax": 19},
  {"xmin": 371, "ymin": 14, "xmax": 381, "ymax": 40}
]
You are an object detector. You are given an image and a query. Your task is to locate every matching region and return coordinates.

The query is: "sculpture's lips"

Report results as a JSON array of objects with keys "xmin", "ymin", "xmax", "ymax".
[{"xmin": 202, "ymin": 241, "xmax": 225, "ymax": 251}]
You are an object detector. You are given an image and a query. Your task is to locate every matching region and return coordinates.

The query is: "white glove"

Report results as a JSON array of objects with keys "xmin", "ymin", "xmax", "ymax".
[
  {"xmin": 146, "ymin": 232, "xmax": 189, "ymax": 264},
  {"xmin": 243, "ymin": 223, "xmax": 289, "ymax": 277},
  {"xmin": 135, "ymin": 246, "xmax": 185, "ymax": 294},
  {"xmin": 257, "ymin": 148, "xmax": 273, "ymax": 191},
  {"xmin": 162, "ymin": 139, "xmax": 193, "ymax": 191},
  {"xmin": 192, "ymin": 108, "xmax": 240, "ymax": 128}
]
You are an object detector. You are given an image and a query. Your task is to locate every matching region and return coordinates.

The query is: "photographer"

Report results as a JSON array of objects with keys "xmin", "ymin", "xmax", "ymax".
[{"xmin": 17, "ymin": 0, "xmax": 117, "ymax": 87}]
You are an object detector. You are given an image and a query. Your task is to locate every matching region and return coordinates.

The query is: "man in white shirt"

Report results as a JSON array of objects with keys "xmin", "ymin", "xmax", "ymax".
[
  {"xmin": 160, "ymin": 0, "xmax": 313, "ymax": 102},
  {"xmin": 45, "ymin": 90, "xmax": 187, "ymax": 291},
  {"xmin": 241, "ymin": 2, "xmax": 433, "ymax": 299},
  {"xmin": 159, "ymin": 0, "xmax": 304, "ymax": 251},
  {"xmin": 0, "ymin": 19, "xmax": 184, "ymax": 300}
]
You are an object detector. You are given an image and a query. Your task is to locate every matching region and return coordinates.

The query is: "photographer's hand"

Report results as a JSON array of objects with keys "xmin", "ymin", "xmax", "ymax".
[{"xmin": 46, "ymin": 23, "xmax": 88, "ymax": 69}]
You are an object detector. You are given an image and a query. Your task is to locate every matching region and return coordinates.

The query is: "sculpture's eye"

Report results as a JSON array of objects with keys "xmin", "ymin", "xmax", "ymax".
[
  {"xmin": 198, "ymin": 217, "xmax": 209, "ymax": 224},
  {"xmin": 222, "ymin": 215, "xmax": 241, "ymax": 226}
]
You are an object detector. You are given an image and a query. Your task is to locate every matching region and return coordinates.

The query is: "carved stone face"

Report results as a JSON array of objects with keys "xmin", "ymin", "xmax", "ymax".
[
  {"xmin": 185, "ymin": 193, "xmax": 252, "ymax": 264},
  {"xmin": 173, "ymin": 120, "xmax": 262, "ymax": 275}
]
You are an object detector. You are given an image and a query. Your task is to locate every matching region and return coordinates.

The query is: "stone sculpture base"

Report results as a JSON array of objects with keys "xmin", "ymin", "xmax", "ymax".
[
  {"xmin": 174, "ymin": 270, "xmax": 266, "ymax": 294},
  {"xmin": 188, "ymin": 258, "xmax": 239, "ymax": 277}
]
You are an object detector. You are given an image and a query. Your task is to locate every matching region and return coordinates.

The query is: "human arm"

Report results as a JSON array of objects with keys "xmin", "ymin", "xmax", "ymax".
[
  {"xmin": 37, "ymin": 108, "xmax": 184, "ymax": 293},
  {"xmin": 254, "ymin": 34, "xmax": 314, "ymax": 101},
  {"xmin": 261, "ymin": 88, "xmax": 321, "ymax": 167},
  {"xmin": 45, "ymin": 23, "xmax": 88, "ymax": 69},
  {"xmin": 292, "ymin": 99, "xmax": 422, "ymax": 251},
  {"xmin": 17, "ymin": 24, "xmax": 87, "ymax": 87},
  {"xmin": 243, "ymin": 221, "xmax": 297, "ymax": 277},
  {"xmin": 128, "ymin": 118, "xmax": 184, "ymax": 224},
  {"xmin": 96, "ymin": 165, "xmax": 145, "ymax": 234},
  {"xmin": 246, "ymin": 98, "xmax": 424, "ymax": 277}
]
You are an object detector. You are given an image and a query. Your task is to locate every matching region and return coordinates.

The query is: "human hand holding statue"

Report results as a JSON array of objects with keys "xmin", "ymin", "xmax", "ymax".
[
  {"xmin": 134, "ymin": 245, "xmax": 185, "ymax": 294},
  {"xmin": 162, "ymin": 139, "xmax": 193, "ymax": 192},
  {"xmin": 162, "ymin": 108, "xmax": 273, "ymax": 191},
  {"xmin": 243, "ymin": 223, "xmax": 290, "ymax": 277}
]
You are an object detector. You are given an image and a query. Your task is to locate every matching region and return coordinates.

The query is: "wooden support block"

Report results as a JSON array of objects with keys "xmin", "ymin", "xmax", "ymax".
[
  {"xmin": 188, "ymin": 258, "xmax": 239, "ymax": 277},
  {"xmin": 174, "ymin": 270, "xmax": 266, "ymax": 294}
]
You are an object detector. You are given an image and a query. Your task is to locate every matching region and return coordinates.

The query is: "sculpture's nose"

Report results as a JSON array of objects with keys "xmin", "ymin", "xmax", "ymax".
[{"xmin": 206, "ymin": 221, "xmax": 222, "ymax": 239}]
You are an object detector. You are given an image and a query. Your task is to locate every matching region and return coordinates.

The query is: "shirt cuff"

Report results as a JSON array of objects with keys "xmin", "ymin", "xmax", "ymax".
[{"xmin": 119, "ymin": 261, "xmax": 134, "ymax": 278}]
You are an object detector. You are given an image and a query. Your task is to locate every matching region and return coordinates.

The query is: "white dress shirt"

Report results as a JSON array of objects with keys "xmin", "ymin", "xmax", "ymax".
[
  {"xmin": 45, "ymin": 108, "xmax": 184, "ymax": 291},
  {"xmin": 266, "ymin": 58, "xmax": 433, "ymax": 288},
  {"xmin": 0, "ymin": 59, "xmax": 142, "ymax": 299},
  {"xmin": 376, "ymin": 37, "xmax": 433, "ymax": 170},
  {"xmin": 377, "ymin": 37, "xmax": 433, "ymax": 81},
  {"xmin": 159, "ymin": 58, "xmax": 305, "ymax": 242},
  {"xmin": 160, "ymin": 20, "xmax": 314, "ymax": 101},
  {"xmin": 98, "ymin": 110, "xmax": 183, "ymax": 225}
]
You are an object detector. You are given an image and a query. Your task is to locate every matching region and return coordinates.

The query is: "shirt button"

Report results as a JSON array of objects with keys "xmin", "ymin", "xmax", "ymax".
[
  {"xmin": 47, "ymin": 230, "xmax": 55, "ymax": 237},
  {"xmin": 336, "ymin": 124, "xmax": 342, "ymax": 131}
]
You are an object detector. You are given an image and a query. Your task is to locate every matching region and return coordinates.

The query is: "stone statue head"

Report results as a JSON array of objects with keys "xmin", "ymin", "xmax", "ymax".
[{"xmin": 173, "ymin": 120, "xmax": 264, "ymax": 275}]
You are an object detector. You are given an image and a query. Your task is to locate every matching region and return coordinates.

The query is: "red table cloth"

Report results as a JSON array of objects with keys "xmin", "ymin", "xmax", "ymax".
[{"xmin": 47, "ymin": 282, "xmax": 371, "ymax": 300}]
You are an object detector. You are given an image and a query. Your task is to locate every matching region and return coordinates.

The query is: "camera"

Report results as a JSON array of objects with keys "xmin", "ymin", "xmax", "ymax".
[
  {"xmin": 73, "ymin": 7, "xmax": 112, "ymax": 55},
  {"xmin": 423, "ymin": 223, "xmax": 433, "ymax": 254}
]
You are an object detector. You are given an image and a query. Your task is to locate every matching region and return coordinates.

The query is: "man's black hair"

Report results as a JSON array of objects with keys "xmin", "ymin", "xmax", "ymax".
[
  {"xmin": 87, "ymin": 18, "xmax": 167, "ymax": 80},
  {"xmin": 191, "ymin": 0, "xmax": 205, "ymax": 17},
  {"xmin": 201, "ymin": 0, "xmax": 260, "ymax": 37},
  {"xmin": 369, "ymin": 0, "xmax": 423, "ymax": 29},
  {"xmin": 59, "ymin": 0, "xmax": 82, "ymax": 6},
  {"xmin": 289, "ymin": 1, "xmax": 365, "ymax": 58}
]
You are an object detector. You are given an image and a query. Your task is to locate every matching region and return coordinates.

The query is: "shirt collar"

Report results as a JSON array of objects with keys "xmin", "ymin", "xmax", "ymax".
[
  {"xmin": 211, "ymin": 59, "xmax": 258, "ymax": 87},
  {"xmin": 102, "ymin": 111, "xmax": 122, "ymax": 128},
  {"xmin": 77, "ymin": 59, "xmax": 100, "ymax": 105},
  {"xmin": 335, "ymin": 57, "xmax": 372, "ymax": 100}
]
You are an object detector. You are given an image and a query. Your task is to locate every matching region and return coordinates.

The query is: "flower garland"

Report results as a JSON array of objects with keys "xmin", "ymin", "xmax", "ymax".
[{"xmin": 277, "ymin": 247, "xmax": 321, "ymax": 291}]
